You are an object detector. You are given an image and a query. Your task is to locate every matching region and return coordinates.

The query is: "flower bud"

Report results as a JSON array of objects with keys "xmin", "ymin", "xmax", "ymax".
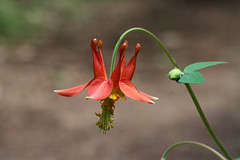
[{"xmin": 167, "ymin": 67, "xmax": 183, "ymax": 80}]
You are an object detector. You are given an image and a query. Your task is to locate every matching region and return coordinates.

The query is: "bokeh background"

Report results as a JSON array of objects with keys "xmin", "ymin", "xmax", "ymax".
[{"xmin": 0, "ymin": 0, "xmax": 240, "ymax": 160}]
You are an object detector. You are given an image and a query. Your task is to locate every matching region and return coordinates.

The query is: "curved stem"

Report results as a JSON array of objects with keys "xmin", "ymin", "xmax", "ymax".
[
  {"xmin": 111, "ymin": 27, "xmax": 232, "ymax": 160},
  {"xmin": 161, "ymin": 141, "xmax": 227, "ymax": 160},
  {"xmin": 110, "ymin": 27, "xmax": 178, "ymax": 75},
  {"xmin": 185, "ymin": 84, "xmax": 232, "ymax": 160}
]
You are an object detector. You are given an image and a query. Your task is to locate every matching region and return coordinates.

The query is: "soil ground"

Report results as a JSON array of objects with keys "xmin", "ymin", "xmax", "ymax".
[{"xmin": 0, "ymin": 1, "xmax": 240, "ymax": 160}]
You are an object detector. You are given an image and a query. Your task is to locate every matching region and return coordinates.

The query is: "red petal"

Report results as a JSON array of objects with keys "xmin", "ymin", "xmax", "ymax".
[
  {"xmin": 54, "ymin": 82, "xmax": 90, "ymax": 97},
  {"xmin": 111, "ymin": 40, "xmax": 128, "ymax": 86},
  {"xmin": 91, "ymin": 39, "xmax": 107, "ymax": 78},
  {"xmin": 97, "ymin": 40, "xmax": 107, "ymax": 78},
  {"xmin": 121, "ymin": 43, "xmax": 141, "ymax": 80},
  {"xmin": 87, "ymin": 77, "xmax": 113, "ymax": 100},
  {"xmin": 119, "ymin": 79, "xmax": 154, "ymax": 104},
  {"xmin": 120, "ymin": 52, "xmax": 126, "ymax": 73},
  {"xmin": 139, "ymin": 91, "xmax": 159, "ymax": 101}
]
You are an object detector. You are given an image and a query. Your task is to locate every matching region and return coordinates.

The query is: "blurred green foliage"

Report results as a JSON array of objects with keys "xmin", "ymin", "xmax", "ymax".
[
  {"xmin": 0, "ymin": 0, "xmax": 106, "ymax": 43},
  {"xmin": 0, "ymin": 0, "xmax": 44, "ymax": 43}
]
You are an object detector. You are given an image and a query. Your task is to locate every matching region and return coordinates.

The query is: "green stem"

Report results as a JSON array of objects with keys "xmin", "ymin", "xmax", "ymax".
[
  {"xmin": 111, "ymin": 27, "xmax": 232, "ymax": 160},
  {"xmin": 110, "ymin": 27, "xmax": 178, "ymax": 75},
  {"xmin": 161, "ymin": 141, "xmax": 227, "ymax": 160},
  {"xmin": 184, "ymin": 84, "xmax": 232, "ymax": 160}
]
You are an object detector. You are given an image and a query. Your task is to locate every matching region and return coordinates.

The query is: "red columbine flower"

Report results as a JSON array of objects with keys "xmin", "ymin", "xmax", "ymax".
[{"xmin": 54, "ymin": 38, "xmax": 158, "ymax": 133}]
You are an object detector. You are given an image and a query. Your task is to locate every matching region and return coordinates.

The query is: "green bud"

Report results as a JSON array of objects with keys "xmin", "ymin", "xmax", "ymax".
[{"xmin": 167, "ymin": 67, "xmax": 183, "ymax": 80}]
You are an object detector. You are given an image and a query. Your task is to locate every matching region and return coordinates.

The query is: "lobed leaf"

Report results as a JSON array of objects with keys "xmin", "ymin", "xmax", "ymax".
[
  {"xmin": 184, "ymin": 61, "xmax": 227, "ymax": 74},
  {"xmin": 178, "ymin": 72, "xmax": 204, "ymax": 84}
]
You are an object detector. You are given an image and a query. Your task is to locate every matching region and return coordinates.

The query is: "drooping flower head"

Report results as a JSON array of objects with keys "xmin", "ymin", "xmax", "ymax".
[{"xmin": 54, "ymin": 38, "xmax": 158, "ymax": 133}]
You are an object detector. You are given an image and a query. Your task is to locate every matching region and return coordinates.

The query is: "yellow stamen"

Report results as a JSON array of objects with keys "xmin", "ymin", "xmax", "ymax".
[
  {"xmin": 109, "ymin": 93, "xmax": 118, "ymax": 100},
  {"xmin": 96, "ymin": 98, "xmax": 116, "ymax": 134},
  {"xmin": 110, "ymin": 124, "xmax": 114, "ymax": 128}
]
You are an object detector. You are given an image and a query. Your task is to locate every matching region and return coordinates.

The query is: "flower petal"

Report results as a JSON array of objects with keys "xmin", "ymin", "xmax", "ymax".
[
  {"xmin": 91, "ymin": 39, "xmax": 107, "ymax": 78},
  {"xmin": 87, "ymin": 77, "xmax": 113, "ymax": 100},
  {"xmin": 111, "ymin": 40, "xmax": 128, "ymax": 86},
  {"xmin": 97, "ymin": 40, "xmax": 107, "ymax": 78},
  {"xmin": 120, "ymin": 52, "xmax": 126, "ymax": 73},
  {"xmin": 119, "ymin": 79, "xmax": 155, "ymax": 104},
  {"xmin": 121, "ymin": 43, "xmax": 141, "ymax": 80},
  {"xmin": 54, "ymin": 82, "xmax": 91, "ymax": 97},
  {"xmin": 139, "ymin": 91, "xmax": 159, "ymax": 101}
]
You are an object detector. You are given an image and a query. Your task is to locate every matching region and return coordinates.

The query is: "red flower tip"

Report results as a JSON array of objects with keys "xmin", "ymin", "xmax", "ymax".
[
  {"xmin": 135, "ymin": 43, "xmax": 141, "ymax": 53},
  {"xmin": 98, "ymin": 40, "xmax": 103, "ymax": 51},
  {"xmin": 120, "ymin": 40, "xmax": 128, "ymax": 53},
  {"xmin": 91, "ymin": 38, "xmax": 98, "ymax": 49},
  {"xmin": 98, "ymin": 40, "xmax": 102, "ymax": 47}
]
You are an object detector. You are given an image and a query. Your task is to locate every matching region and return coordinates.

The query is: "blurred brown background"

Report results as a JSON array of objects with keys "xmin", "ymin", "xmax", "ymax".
[{"xmin": 0, "ymin": 0, "xmax": 240, "ymax": 160}]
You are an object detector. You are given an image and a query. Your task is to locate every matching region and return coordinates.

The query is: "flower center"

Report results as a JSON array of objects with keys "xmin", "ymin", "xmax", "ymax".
[{"xmin": 95, "ymin": 98, "xmax": 115, "ymax": 134}]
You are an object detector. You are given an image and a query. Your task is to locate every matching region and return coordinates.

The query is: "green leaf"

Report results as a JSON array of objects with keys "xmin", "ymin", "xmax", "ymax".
[
  {"xmin": 234, "ymin": 158, "xmax": 240, "ymax": 160},
  {"xmin": 178, "ymin": 72, "xmax": 204, "ymax": 84},
  {"xmin": 184, "ymin": 61, "xmax": 227, "ymax": 74}
]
